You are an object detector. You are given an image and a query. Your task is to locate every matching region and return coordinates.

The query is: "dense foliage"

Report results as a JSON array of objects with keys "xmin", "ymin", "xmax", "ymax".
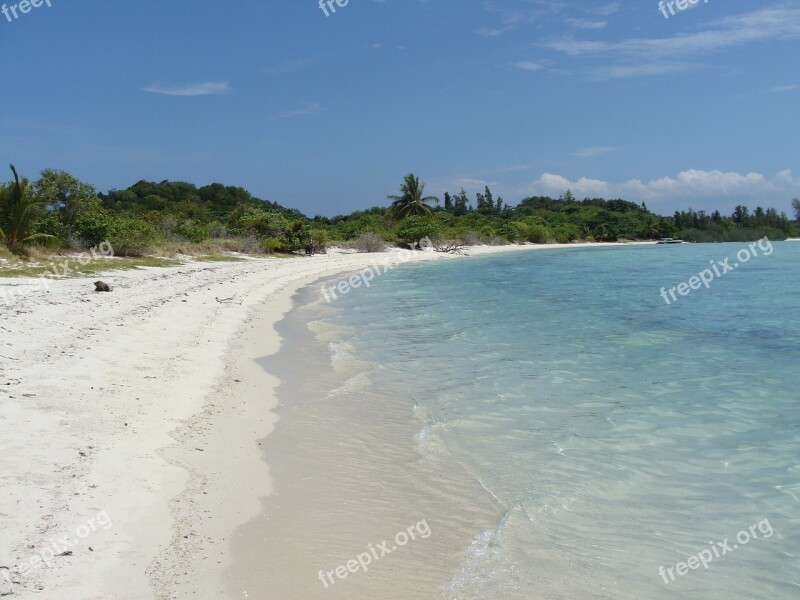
[{"xmin": 2, "ymin": 166, "xmax": 798, "ymax": 255}]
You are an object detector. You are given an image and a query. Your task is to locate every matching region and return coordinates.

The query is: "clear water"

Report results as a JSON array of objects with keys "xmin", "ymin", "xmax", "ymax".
[{"xmin": 318, "ymin": 242, "xmax": 800, "ymax": 598}]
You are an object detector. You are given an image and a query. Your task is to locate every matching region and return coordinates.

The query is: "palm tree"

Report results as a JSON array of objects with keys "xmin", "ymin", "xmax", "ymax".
[
  {"xmin": 0, "ymin": 164, "xmax": 51, "ymax": 251},
  {"xmin": 387, "ymin": 173, "xmax": 438, "ymax": 219}
]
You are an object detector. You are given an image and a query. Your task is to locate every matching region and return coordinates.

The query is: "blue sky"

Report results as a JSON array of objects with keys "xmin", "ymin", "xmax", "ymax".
[{"xmin": 1, "ymin": 0, "xmax": 798, "ymax": 217}]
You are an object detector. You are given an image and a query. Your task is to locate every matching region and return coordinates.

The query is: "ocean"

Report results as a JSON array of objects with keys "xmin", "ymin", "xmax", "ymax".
[{"xmin": 246, "ymin": 242, "xmax": 800, "ymax": 599}]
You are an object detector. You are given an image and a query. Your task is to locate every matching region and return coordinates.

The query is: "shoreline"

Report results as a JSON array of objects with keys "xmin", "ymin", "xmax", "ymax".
[{"xmin": 0, "ymin": 242, "xmax": 644, "ymax": 599}]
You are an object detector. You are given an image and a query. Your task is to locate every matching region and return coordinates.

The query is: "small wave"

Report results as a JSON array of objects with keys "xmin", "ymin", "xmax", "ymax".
[
  {"xmin": 326, "ymin": 372, "xmax": 371, "ymax": 398},
  {"xmin": 306, "ymin": 319, "xmax": 352, "ymax": 343},
  {"xmin": 412, "ymin": 400, "xmax": 452, "ymax": 459},
  {"xmin": 328, "ymin": 340, "xmax": 361, "ymax": 372},
  {"xmin": 444, "ymin": 509, "xmax": 520, "ymax": 600}
]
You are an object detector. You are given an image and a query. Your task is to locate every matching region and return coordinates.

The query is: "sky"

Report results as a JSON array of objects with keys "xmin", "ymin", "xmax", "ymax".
[{"xmin": 1, "ymin": 0, "xmax": 799, "ymax": 217}]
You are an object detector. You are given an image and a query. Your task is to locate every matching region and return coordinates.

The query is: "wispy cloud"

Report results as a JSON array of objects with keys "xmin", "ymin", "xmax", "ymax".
[
  {"xmin": 142, "ymin": 81, "xmax": 230, "ymax": 96},
  {"xmin": 769, "ymin": 84, "xmax": 798, "ymax": 93},
  {"xmin": 278, "ymin": 101, "xmax": 322, "ymax": 118},
  {"xmin": 513, "ymin": 60, "xmax": 546, "ymax": 71},
  {"xmin": 545, "ymin": 6, "xmax": 800, "ymax": 79},
  {"xmin": 592, "ymin": 3, "xmax": 620, "ymax": 17},
  {"xmin": 565, "ymin": 18, "xmax": 607, "ymax": 30},
  {"xmin": 571, "ymin": 146, "xmax": 615, "ymax": 158}
]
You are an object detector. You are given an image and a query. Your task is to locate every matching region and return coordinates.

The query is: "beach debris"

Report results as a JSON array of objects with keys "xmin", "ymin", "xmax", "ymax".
[
  {"xmin": 94, "ymin": 281, "xmax": 112, "ymax": 292},
  {"xmin": 56, "ymin": 551, "xmax": 72, "ymax": 557},
  {"xmin": 214, "ymin": 293, "xmax": 242, "ymax": 305},
  {"xmin": 433, "ymin": 240, "xmax": 469, "ymax": 255}
]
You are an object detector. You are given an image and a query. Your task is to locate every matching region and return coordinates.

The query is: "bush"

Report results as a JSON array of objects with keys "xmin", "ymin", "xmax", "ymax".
[
  {"xmin": 552, "ymin": 224, "xmax": 580, "ymax": 244},
  {"xmin": 307, "ymin": 228, "xmax": 328, "ymax": 252},
  {"xmin": 525, "ymin": 224, "xmax": 552, "ymax": 244},
  {"xmin": 208, "ymin": 221, "xmax": 227, "ymax": 239},
  {"xmin": 498, "ymin": 221, "xmax": 520, "ymax": 241},
  {"xmin": 395, "ymin": 216, "xmax": 442, "ymax": 245},
  {"xmin": 222, "ymin": 235, "xmax": 260, "ymax": 254},
  {"xmin": 74, "ymin": 212, "xmax": 111, "ymax": 247},
  {"xmin": 351, "ymin": 232, "xmax": 386, "ymax": 253},
  {"xmin": 108, "ymin": 217, "xmax": 156, "ymax": 256},
  {"xmin": 463, "ymin": 231, "xmax": 480, "ymax": 246},
  {"xmin": 259, "ymin": 236, "xmax": 285, "ymax": 254},
  {"xmin": 176, "ymin": 221, "xmax": 210, "ymax": 243}
]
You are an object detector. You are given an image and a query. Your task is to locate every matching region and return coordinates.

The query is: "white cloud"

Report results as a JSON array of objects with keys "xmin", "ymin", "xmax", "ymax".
[
  {"xmin": 571, "ymin": 146, "xmax": 616, "ymax": 158},
  {"xmin": 277, "ymin": 102, "xmax": 322, "ymax": 118},
  {"xmin": 565, "ymin": 18, "xmax": 607, "ymax": 30},
  {"xmin": 525, "ymin": 169, "xmax": 799, "ymax": 205},
  {"xmin": 142, "ymin": 82, "xmax": 230, "ymax": 96},
  {"xmin": 513, "ymin": 61, "xmax": 546, "ymax": 71},
  {"xmin": 433, "ymin": 169, "xmax": 799, "ymax": 214},
  {"xmin": 533, "ymin": 173, "xmax": 610, "ymax": 197}
]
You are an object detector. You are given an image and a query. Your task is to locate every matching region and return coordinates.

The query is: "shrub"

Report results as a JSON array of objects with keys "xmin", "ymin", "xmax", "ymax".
[
  {"xmin": 307, "ymin": 228, "xmax": 328, "ymax": 252},
  {"xmin": 525, "ymin": 224, "xmax": 551, "ymax": 244},
  {"xmin": 351, "ymin": 232, "xmax": 386, "ymax": 253},
  {"xmin": 176, "ymin": 221, "xmax": 210, "ymax": 243},
  {"xmin": 108, "ymin": 217, "xmax": 156, "ymax": 256},
  {"xmin": 552, "ymin": 224, "xmax": 580, "ymax": 244},
  {"xmin": 222, "ymin": 235, "xmax": 260, "ymax": 254},
  {"xmin": 74, "ymin": 212, "xmax": 111, "ymax": 247},
  {"xmin": 259, "ymin": 236, "xmax": 285, "ymax": 254},
  {"xmin": 208, "ymin": 221, "xmax": 227, "ymax": 239},
  {"xmin": 463, "ymin": 231, "xmax": 480, "ymax": 246},
  {"xmin": 395, "ymin": 216, "xmax": 442, "ymax": 245},
  {"xmin": 498, "ymin": 221, "xmax": 520, "ymax": 241}
]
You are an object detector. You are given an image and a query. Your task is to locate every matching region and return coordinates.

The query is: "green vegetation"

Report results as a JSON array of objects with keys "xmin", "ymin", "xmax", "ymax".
[
  {"xmin": 0, "ymin": 165, "xmax": 52, "ymax": 251},
  {"xmin": 1, "ymin": 167, "xmax": 798, "ymax": 263}
]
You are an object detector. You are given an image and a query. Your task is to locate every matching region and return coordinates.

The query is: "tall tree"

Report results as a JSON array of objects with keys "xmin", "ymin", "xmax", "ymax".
[
  {"xmin": 443, "ymin": 191, "xmax": 453, "ymax": 212},
  {"xmin": 453, "ymin": 188, "xmax": 469, "ymax": 216},
  {"xmin": 732, "ymin": 205, "xmax": 749, "ymax": 225},
  {"xmin": 793, "ymin": 198, "xmax": 800, "ymax": 221},
  {"xmin": 387, "ymin": 173, "xmax": 438, "ymax": 219}
]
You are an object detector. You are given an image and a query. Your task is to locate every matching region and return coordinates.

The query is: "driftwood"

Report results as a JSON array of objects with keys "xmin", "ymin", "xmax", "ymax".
[
  {"xmin": 433, "ymin": 240, "xmax": 470, "ymax": 255},
  {"xmin": 215, "ymin": 293, "xmax": 242, "ymax": 305}
]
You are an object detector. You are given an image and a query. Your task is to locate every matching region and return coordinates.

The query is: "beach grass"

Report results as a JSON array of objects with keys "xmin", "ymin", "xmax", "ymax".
[
  {"xmin": 191, "ymin": 254, "xmax": 247, "ymax": 262},
  {"xmin": 0, "ymin": 256, "xmax": 180, "ymax": 278}
]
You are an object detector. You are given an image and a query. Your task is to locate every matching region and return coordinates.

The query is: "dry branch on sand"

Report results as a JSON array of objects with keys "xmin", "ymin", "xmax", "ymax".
[
  {"xmin": 433, "ymin": 240, "xmax": 470, "ymax": 255},
  {"xmin": 215, "ymin": 293, "xmax": 242, "ymax": 305}
]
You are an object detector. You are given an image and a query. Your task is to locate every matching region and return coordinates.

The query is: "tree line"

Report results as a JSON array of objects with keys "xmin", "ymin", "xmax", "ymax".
[{"xmin": 1, "ymin": 166, "xmax": 798, "ymax": 256}]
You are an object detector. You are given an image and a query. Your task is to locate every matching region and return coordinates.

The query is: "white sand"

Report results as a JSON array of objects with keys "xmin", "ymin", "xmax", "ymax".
[{"xmin": 0, "ymin": 242, "xmax": 633, "ymax": 599}]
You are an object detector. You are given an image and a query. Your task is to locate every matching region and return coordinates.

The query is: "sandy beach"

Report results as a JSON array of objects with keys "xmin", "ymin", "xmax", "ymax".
[{"xmin": 0, "ymin": 242, "xmax": 636, "ymax": 599}]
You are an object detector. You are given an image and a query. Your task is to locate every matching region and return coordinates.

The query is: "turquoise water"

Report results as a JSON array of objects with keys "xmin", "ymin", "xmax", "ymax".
[{"xmin": 320, "ymin": 242, "xmax": 800, "ymax": 598}]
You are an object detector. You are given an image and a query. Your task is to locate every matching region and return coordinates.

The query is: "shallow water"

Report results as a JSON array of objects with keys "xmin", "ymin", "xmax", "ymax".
[{"xmin": 240, "ymin": 242, "xmax": 800, "ymax": 599}]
